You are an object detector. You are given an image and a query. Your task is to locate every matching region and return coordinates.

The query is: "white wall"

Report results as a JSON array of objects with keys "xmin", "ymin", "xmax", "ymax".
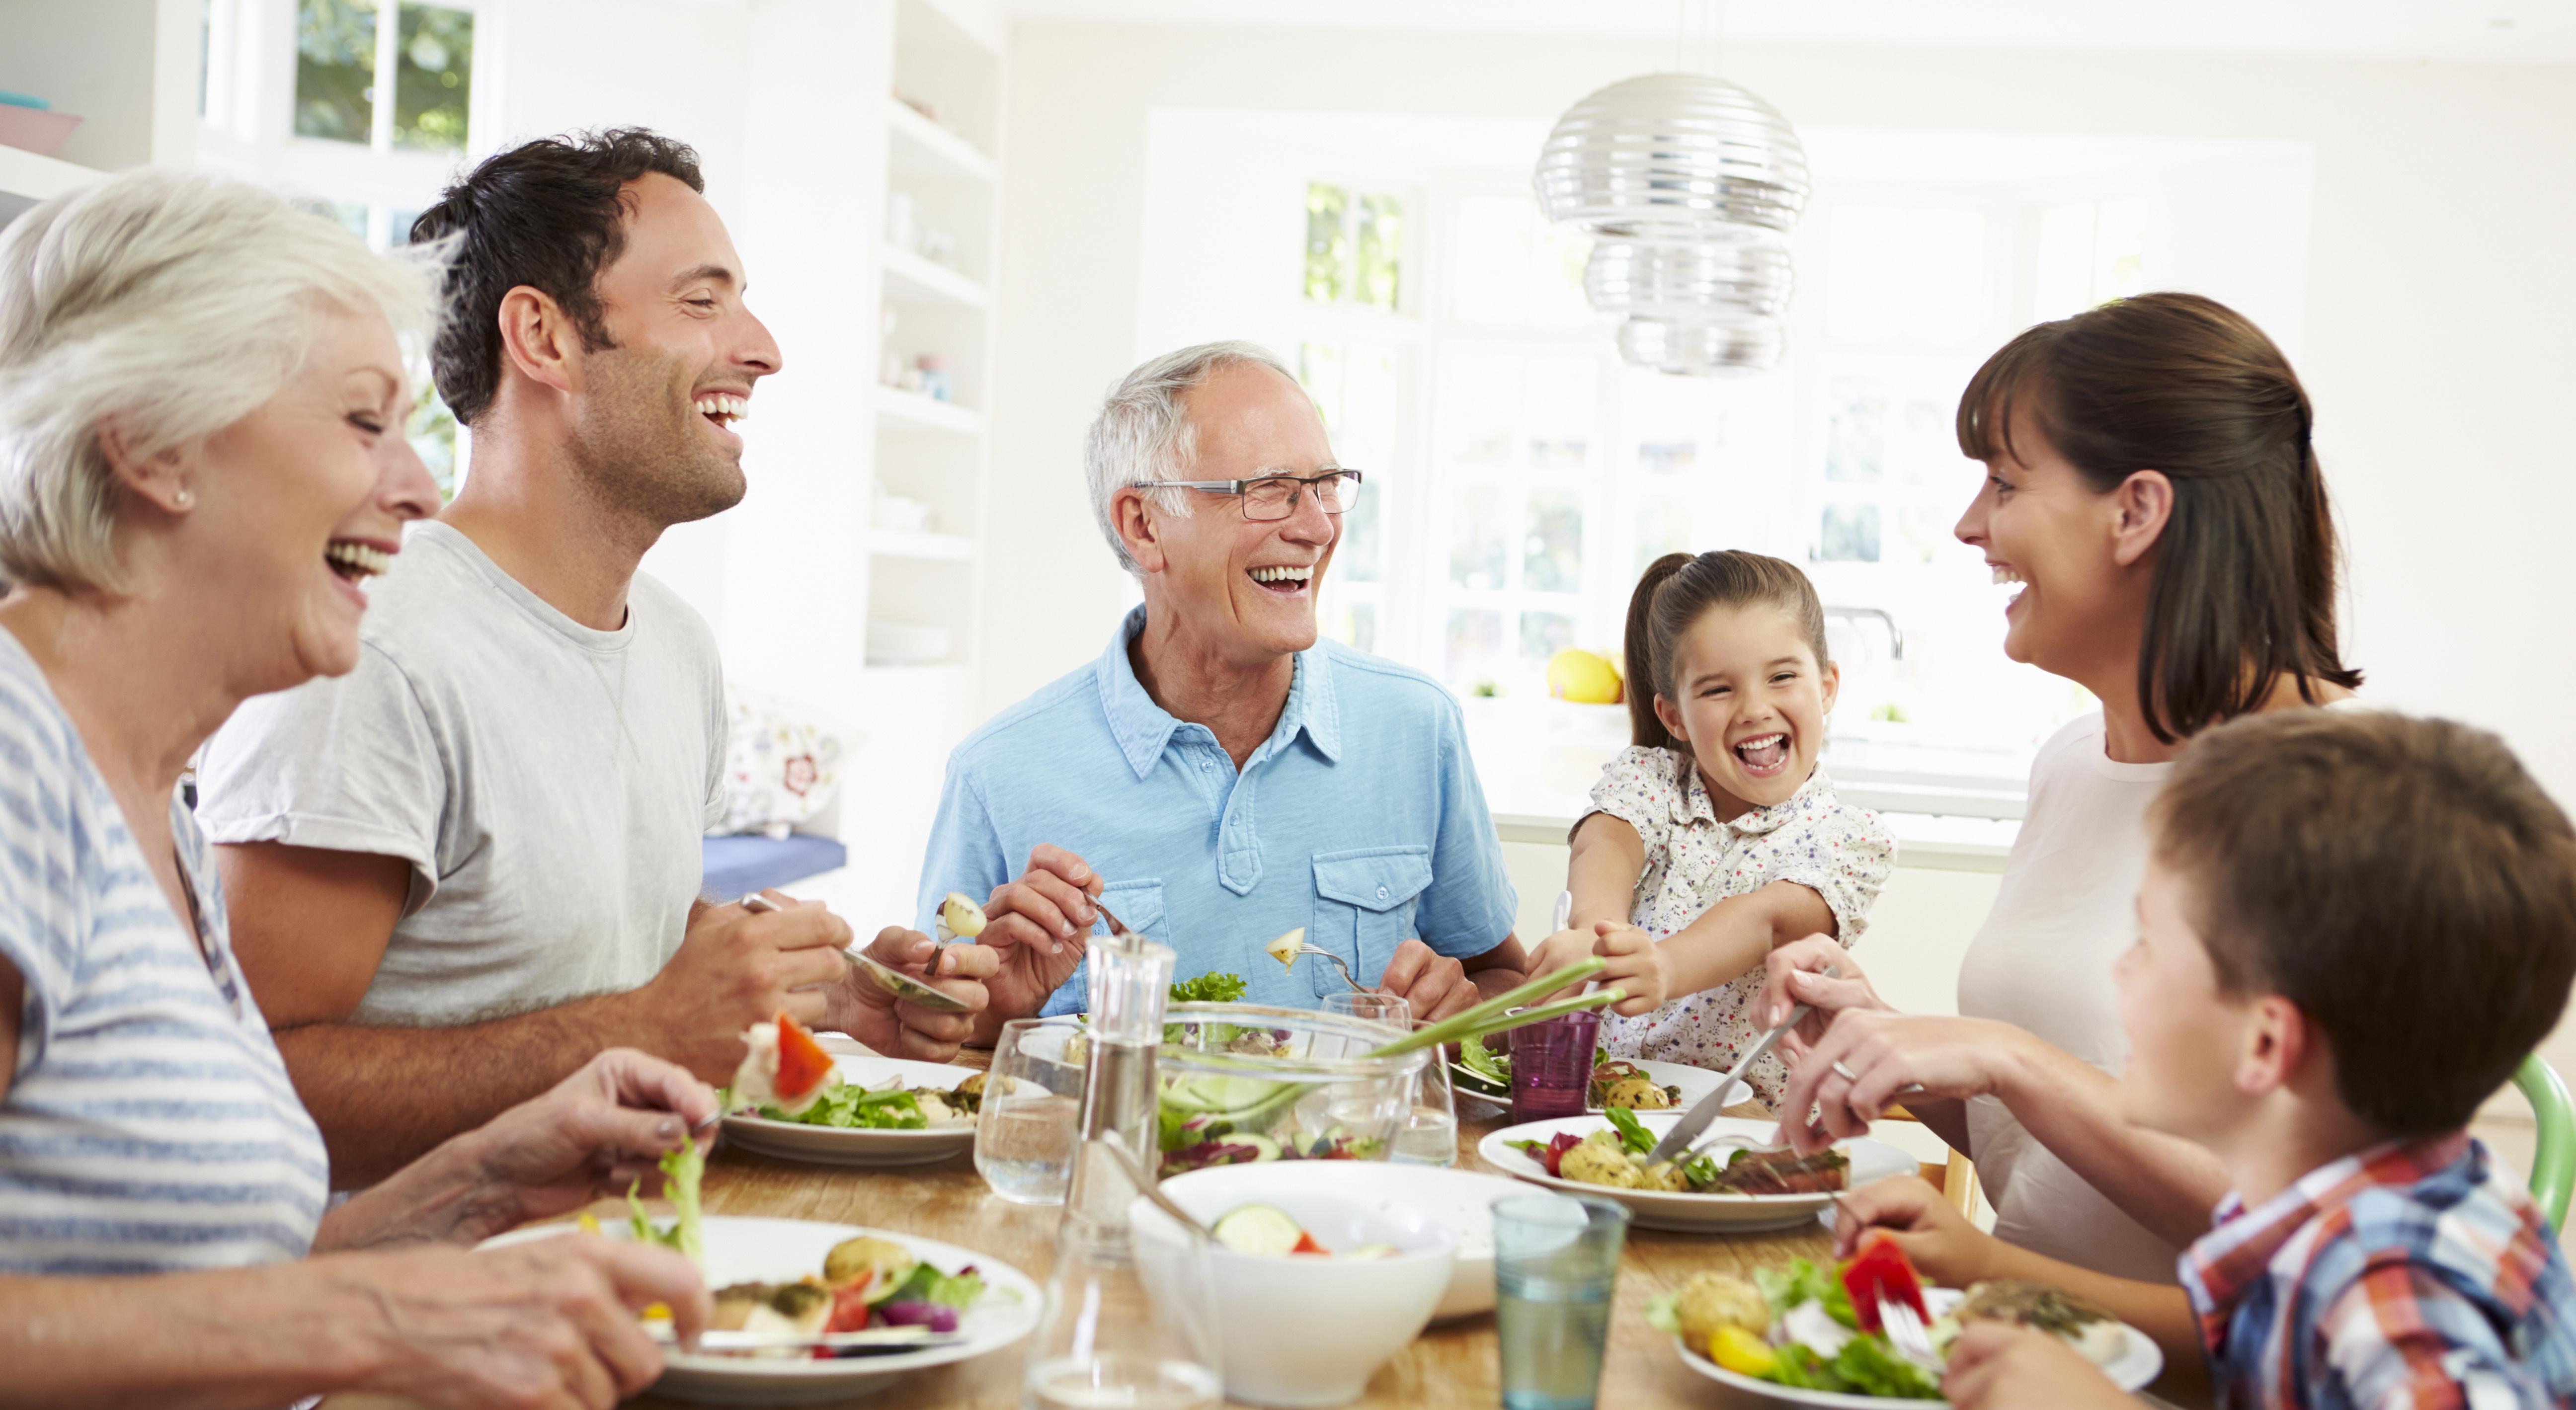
[{"xmin": 982, "ymin": 22, "xmax": 2576, "ymax": 1083}]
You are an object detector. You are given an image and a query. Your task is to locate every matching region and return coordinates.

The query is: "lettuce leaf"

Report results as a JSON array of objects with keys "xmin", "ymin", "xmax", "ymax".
[
  {"xmin": 625, "ymin": 1140, "xmax": 705, "ymax": 1265},
  {"xmin": 1756, "ymin": 1258, "xmax": 1856, "ymax": 1330},
  {"xmin": 1169, "ymin": 972, "xmax": 1247, "ymax": 1004}
]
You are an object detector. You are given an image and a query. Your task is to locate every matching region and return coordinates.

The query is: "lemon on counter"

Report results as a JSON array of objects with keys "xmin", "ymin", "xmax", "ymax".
[{"xmin": 1545, "ymin": 648, "xmax": 1624, "ymax": 705}]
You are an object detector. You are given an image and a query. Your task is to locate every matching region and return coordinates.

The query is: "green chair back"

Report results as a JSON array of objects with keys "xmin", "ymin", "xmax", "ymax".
[{"xmin": 2513, "ymin": 1054, "xmax": 2576, "ymax": 1234}]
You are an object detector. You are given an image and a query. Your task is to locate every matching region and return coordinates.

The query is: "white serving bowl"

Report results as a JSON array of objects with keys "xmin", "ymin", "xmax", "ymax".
[
  {"xmin": 1159, "ymin": 1160, "xmax": 1522, "ymax": 1321},
  {"xmin": 1132, "ymin": 1187, "xmax": 1455, "ymax": 1409}
]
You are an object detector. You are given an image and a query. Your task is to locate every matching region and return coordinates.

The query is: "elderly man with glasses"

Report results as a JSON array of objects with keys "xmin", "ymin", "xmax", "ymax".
[{"xmin": 919, "ymin": 342, "xmax": 1530, "ymax": 1035}]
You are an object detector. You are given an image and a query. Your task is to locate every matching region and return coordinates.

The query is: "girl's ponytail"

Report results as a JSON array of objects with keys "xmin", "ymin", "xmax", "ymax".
[{"xmin": 1625, "ymin": 552, "xmax": 1692, "ymax": 748}]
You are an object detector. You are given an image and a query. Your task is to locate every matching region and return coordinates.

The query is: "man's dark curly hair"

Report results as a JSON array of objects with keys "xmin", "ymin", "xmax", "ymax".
[{"xmin": 409, "ymin": 128, "xmax": 704, "ymax": 425}]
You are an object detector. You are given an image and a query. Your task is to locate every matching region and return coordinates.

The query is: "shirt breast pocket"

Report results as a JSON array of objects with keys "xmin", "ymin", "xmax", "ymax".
[
  {"xmin": 1041, "ymin": 879, "xmax": 1164, "ymax": 1018},
  {"xmin": 1309, "ymin": 847, "xmax": 1434, "ymax": 1001}
]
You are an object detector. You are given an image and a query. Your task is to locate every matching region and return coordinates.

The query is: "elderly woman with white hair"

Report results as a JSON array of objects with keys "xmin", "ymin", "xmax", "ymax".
[{"xmin": 0, "ymin": 171, "xmax": 713, "ymax": 1406}]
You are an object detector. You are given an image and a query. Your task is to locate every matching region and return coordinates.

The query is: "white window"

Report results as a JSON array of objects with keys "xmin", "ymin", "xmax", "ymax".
[{"xmin": 200, "ymin": 0, "xmax": 488, "ymax": 494}]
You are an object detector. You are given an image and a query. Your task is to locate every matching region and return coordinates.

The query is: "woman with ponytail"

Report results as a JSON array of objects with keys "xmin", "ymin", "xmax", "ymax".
[
  {"xmin": 1755, "ymin": 294, "xmax": 2359, "ymax": 1335},
  {"xmin": 1525, "ymin": 549, "xmax": 1895, "ymax": 1108}
]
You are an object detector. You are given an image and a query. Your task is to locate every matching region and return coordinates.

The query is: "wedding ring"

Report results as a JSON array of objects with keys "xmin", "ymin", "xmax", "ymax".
[{"xmin": 1831, "ymin": 1060, "xmax": 1861, "ymax": 1083}]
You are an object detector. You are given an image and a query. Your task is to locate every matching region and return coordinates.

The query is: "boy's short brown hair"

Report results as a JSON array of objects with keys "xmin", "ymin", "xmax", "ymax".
[{"xmin": 2151, "ymin": 709, "xmax": 2576, "ymax": 1136}]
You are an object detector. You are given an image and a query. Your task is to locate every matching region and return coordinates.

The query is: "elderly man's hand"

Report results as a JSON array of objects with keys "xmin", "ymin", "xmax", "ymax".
[
  {"xmin": 1376, "ymin": 939, "xmax": 1479, "ymax": 1025},
  {"xmin": 975, "ymin": 845, "xmax": 1101, "ymax": 1023},
  {"xmin": 829, "ymin": 927, "xmax": 996, "ymax": 1062}
]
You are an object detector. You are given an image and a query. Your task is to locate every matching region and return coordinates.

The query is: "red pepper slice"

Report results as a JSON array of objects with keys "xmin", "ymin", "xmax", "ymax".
[
  {"xmin": 773, "ymin": 1009, "xmax": 835, "ymax": 1104},
  {"xmin": 1291, "ymin": 1232, "xmax": 1327, "ymax": 1256},
  {"xmin": 1539, "ymin": 1132, "xmax": 1583, "ymax": 1178},
  {"xmin": 824, "ymin": 1278, "xmax": 875, "ymax": 1333},
  {"xmin": 1840, "ymin": 1230, "xmax": 1928, "ymax": 1334}
]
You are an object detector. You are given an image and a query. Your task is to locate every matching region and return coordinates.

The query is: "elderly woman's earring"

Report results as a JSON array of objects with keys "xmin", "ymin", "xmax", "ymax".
[{"xmin": 172, "ymin": 488, "xmax": 193, "ymax": 508}]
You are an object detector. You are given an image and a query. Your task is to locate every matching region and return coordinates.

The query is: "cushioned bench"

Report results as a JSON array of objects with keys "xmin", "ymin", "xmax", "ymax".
[{"xmin": 701, "ymin": 832, "xmax": 849, "ymax": 901}]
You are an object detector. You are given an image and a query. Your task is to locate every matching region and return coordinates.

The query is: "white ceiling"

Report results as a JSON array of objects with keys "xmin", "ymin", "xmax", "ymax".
[{"xmin": 994, "ymin": 0, "xmax": 2576, "ymax": 64}]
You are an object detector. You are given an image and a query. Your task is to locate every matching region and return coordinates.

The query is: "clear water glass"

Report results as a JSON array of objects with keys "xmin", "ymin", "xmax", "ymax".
[
  {"xmin": 1508, "ymin": 1009, "xmax": 1601, "ymax": 1120},
  {"xmin": 1492, "ymin": 1193, "xmax": 1629, "ymax": 1410},
  {"xmin": 976, "ymin": 1017, "xmax": 1087, "ymax": 1205},
  {"xmin": 1392, "ymin": 1018, "xmax": 1459, "ymax": 1167},
  {"xmin": 1322, "ymin": 989, "xmax": 1410, "ymax": 1031}
]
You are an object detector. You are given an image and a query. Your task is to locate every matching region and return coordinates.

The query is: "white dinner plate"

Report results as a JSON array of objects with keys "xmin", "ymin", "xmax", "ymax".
[
  {"xmin": 1451, "ymin": 1058, "xmax": 1748, "ymax": 1117},
  {"xmin": 1671, "ymin": 1287, "xmax": 2165, "ymax": 1407},
  {"xmin": 1478, "ymin": 1111, "xmax": 1916, "ymax": 1233},
  {"xmin": 720, "ymin": 1056, "xmax": 980, "ymax": 1167},
  {"xmin": 483, "ymin": 1216, "xmax": 1039, "ymax": 1407},
  {"xmin": 1159, "ymin": 1158, "xmax": 1529, "ymax": 1322}
]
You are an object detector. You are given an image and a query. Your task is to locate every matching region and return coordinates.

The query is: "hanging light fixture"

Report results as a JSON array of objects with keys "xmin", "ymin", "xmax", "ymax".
[{"xmin": 1533, "ymin": 72, "xmax": 1810, "ymax": 374}]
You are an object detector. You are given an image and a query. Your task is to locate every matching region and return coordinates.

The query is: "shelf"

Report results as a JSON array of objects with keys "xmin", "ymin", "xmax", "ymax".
[
  {"xmin": 0, "ymin": 144, "xmax": 102, "ymax": 224},
  {"xmin": 886, "ymin": 98, "xmax": 995, "ymax": 185},
  {"xmin": 867, "ymin": 528, "xmax": 978, "ymax": 562},
  {"xmin": 882, "ymin": 244, "xmax": 990, "ymax": 310},
  {"xmin": 874, "ymin": 385, "xmax": 985, "ymax": 436}
]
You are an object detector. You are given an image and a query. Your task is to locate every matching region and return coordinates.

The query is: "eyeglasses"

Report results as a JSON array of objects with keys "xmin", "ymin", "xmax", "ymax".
[{"xmin": 1132, "ymin": 469, "xmax": 1363, "ymax": 522}]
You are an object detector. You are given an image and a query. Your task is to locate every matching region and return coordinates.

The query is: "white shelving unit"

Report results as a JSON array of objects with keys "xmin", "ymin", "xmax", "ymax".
[{"xmin": 820, "ymin": 0, "xmax": 1005, "ymax": 927}]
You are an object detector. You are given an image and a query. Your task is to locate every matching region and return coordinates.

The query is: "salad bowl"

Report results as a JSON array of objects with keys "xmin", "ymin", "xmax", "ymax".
[
  {"xmin": 1159, "ymin": 1158, "xmax": 1527, "ymax": 1321},
  {"xmin": 1156, "ymin": 1003, "xmax": 1429, "ymax": 1176},
  {"xmin": 1133, "ymin": 1186, "xmax": 1455, "ymax": 1408},
  {"xmin": 1480, "ymin": 1111, "xmax": 1916, "ymax": 1232},
  {"xmin": 483, "ymin": 1216, "xmax": 1040, "ymax": 1407},
  {"xmin": 720, "ymin": 1055, "xmax": 983, "ymax": 1167}
]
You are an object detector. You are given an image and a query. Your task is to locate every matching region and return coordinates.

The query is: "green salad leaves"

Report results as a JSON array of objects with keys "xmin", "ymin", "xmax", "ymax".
[
  {"xmin": 1169, "ymin": 972, "xmax": 1248, "ymax": 1004},
  {"xmin": 758, "ymin": 1084, "xmax": 936, "ymax": 1130},
  {"xmin": 1753, "ymin": 1258, "xmax": 1938, "ymax": 1401},
  {"xmin": 626, "ymin": 1140, "xmax": 705, "ymax": 1265}
]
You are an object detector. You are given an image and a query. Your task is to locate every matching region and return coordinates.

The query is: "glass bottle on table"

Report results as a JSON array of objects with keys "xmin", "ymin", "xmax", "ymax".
[{"xmin": 1023, "ymin": 928, "xmax": 1223, "ymax": 1410}]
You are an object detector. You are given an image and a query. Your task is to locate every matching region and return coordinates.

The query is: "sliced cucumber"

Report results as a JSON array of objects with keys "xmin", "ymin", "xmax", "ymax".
[{"xmin": 1211, "ymin": 1203, "xmax": 1310, "ymax": 1257}]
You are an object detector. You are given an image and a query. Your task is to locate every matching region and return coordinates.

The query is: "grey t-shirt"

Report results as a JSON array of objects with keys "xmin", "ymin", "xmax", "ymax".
[{"xmin": 196, "ymin": 520, "xmax": 726, "ymax": 1027}]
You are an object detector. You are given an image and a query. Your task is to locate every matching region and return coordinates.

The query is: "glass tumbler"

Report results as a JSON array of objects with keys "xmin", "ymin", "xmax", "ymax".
[
  {"xmin": 974, "ymin": 1017, "xmax": 1087, "ymax": 1205},
  {"xmin": 1492, "ymin": 1193, "xmax": 1630, "ymax": 1410},
  {"xmin": 1508, "ymin": 1009, "xmax": 1602, "ymax": 1120},
  {"xmin": 1392, "ymin": 1019, "xmax": 1460, "ymax": 1167}
]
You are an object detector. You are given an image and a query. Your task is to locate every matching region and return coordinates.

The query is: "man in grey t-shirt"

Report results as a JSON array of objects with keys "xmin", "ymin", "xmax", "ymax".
[{"xmin": 197, "ymin": 131, "xmax": 1000, "ymax": 1186}]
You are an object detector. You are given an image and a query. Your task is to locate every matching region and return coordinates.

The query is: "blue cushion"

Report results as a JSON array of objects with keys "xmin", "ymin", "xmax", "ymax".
[{"xmin": 701, "ymin": 833, "xmax": 849, "ymax": 901}]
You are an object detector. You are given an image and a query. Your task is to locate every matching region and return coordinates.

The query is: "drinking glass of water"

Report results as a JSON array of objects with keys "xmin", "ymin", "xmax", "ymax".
[
  {"xmin": 975, "ymin": 1017, "xmax": 1086, "ymax": 1205},
  {"xmin": 1391, "ymin": 1018, "xmax": 1460, "ymax": 1166},
  {"xmin": 1492, "ymin": 1193, "xmax": 1629, "ymax": 1410}
]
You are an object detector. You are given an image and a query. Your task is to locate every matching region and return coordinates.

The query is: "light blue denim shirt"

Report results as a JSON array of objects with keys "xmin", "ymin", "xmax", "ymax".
[{"xmin": 916, "ymin": 607, "xmax": 1519, "ymax": 1015}]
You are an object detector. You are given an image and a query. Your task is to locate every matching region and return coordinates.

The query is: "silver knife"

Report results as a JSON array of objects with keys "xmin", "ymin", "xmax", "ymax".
[{"xmin": 1643, "ymin": 963, "xmax": 1838, "ymax": 1165}]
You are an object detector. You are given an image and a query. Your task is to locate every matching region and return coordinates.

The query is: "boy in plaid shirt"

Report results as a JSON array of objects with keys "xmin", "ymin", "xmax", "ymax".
[{"xmin": 1832, "ymin": 710, "xmax": 2576, "ymax": 1409}]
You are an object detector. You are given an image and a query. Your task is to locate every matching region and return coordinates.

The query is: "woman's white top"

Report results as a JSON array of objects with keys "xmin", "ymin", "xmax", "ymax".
[
  {"xmin": 0, "ymin": 631, "xmax": 328, "ymax": 1273},
  {"xmin": 1956, "ymin": 712, "xmax": 2183, "ymax": 1283},
  {"xmin": 1583, "ymin": 746, "xmax": 1896, "ymax": 1107}
]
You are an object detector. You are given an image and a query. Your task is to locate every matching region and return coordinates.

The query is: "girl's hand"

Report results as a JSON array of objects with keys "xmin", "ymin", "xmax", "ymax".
[
  {"xmin": 1586, "ymin": 923, "xmax": 1666, "ymax": 1016},
  {"xmin": 1527, "ymin": 923, "xmax": 1665, "ymax": 1016},
  {"xmin": 1826, "ymin": 1175, "xmax": 2004, "ymax": 1288},
  {"xmin": 1753, "ymin": 935, "xmax": 1893, "ymax": 1047},
  {"xmin": 1779, "ymin": 1010, "xmax": 2028, "ymax": 1154},
  {"xmin": 1943, "ymin": 1323, "xmax": 2134, "ymax": 1410}
]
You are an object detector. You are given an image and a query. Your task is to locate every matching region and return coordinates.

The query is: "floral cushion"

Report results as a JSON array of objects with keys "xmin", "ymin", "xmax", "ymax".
[{"xmin": 712, "ymin": 682, "xmax": 847, "ymax": 840}]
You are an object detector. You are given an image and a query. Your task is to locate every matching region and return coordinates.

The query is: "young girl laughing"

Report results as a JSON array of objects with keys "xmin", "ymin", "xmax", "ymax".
[{"xmin": 1527, "ymin": 550, "xmax": 1894, "ymax": 1105}]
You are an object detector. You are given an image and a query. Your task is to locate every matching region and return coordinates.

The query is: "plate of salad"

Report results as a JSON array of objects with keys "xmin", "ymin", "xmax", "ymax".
[
  {"xmin": 1480, "ymin": 1108, "xmax": 1915, "ymax": 1232},
  {"xmin": 1450, "ymin": 1037, "xmax": 1745, "ymax": 1115},
  {"xmin": 1649, "ymin": 1234, "xmax": 2161, "ymax": 1405},
  {"xmin": 720, "ymin": 1053, "xmax": 988, "ymax": 1167}
]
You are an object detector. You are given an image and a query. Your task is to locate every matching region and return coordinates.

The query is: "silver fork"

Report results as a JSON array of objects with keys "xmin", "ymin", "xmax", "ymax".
[{"xmin": 1878, "ymin": 1293, "xmax": 1942, "ymax": 1378}]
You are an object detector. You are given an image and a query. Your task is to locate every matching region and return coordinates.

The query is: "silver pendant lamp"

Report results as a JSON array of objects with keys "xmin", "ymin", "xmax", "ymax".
[{"xmin": 1533, "ymin": 72, "xmax": 1810, "ymax": 375}]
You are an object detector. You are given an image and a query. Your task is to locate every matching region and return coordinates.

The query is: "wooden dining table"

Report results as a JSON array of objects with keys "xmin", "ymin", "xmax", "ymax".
[{"xmin": 333, "ymin": 1039, "xmax": 1852, "ymax": 1410}]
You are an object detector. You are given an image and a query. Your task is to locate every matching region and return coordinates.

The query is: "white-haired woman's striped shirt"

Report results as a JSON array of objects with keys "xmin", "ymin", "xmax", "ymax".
[{"xmin": 0, "ymin": 631, "xmax": 327, "ymax": 1273}]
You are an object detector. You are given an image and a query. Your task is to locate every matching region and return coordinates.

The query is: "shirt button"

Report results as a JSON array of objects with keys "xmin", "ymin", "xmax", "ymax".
[{"xmin": 1376, "ymin": 885, "xmax": 1389, "ymax": 900}]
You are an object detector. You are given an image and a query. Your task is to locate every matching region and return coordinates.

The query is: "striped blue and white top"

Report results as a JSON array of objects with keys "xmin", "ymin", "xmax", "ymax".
[{"xmin": 0, "ymin": 631, "xmax": 327, "ymax": 1273}]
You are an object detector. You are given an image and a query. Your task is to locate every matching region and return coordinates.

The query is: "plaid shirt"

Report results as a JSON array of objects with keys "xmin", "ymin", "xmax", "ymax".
[{"xmin": 2179, "ymin": 1133, "xmax": 2576, "ymax": 1410}]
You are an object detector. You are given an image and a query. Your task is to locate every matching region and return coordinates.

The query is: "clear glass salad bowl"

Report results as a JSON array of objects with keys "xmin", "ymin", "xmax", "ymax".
[{"xmin": 1156, "ymin": 1003, "xmax": 1429, "ymax": 1177}]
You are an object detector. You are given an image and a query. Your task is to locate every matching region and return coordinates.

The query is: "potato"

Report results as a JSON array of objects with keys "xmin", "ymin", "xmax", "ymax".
[
  {"xmin": 1674, "ymin": 1271, "xmax": 1770, "ymax": 1346},
  {"xmin": 823, "ymin": 1235, "xmax": 916, "ymax": 1294},
  {"xmin": 1601, "ymin": 1076, "xmax": 1672, "ymax": 1110}
]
